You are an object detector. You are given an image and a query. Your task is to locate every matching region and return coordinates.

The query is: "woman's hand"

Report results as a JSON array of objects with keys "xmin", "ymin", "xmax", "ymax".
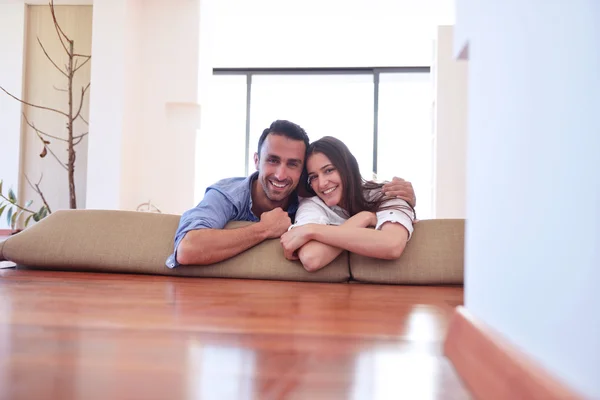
[
  {"xmin": 280, "ymin": 225, "xmax": 314, "ymax": 261},
  {"xmin": 349, "ymin": 211, "xmax": 377, "ymax": 228},
  {"xmin": 362, "ymin": 211, "xmax": 378, "ymax": 228}
]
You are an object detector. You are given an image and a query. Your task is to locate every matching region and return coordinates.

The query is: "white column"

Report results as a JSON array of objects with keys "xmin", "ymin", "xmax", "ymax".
[
  {"xmin": 86, "ymin": 0, "xmax": 200, "ymax": 214},
  {"xmin": 433, "ymin": 25, "xmax": 468, "ymax": 219},
  {"xmin": 0, "ymin": 2, "xmax": 26, "ymax": 229},
  {"xmin": 462, "ymin": 2, "xmax": 600, "ymax": 398},
  {"xmin": 85, "ymin": 0, "xmax": 128, "ymax": 209}
]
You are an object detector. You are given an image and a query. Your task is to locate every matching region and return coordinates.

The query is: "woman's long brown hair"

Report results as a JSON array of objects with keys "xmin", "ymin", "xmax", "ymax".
[{"xmin": 302, "ymin": 136, "xmax": 414, "ymax": 218}]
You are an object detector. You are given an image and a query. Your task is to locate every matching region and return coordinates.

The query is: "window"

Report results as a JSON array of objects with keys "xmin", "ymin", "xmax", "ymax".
[
  {"xmin": 194, "ymin": 74, "xmax": 247, "ymax": 203},
  {"xmin": 196, "ymin": 68, "xmax": 434, "ymax": 219},
  {"xmin": 248, "ymin": 74, "xmax": 374, "ymax": 179},
  {"xmin": 377, "ymin": 72, "xmax": 434, "ymax": 218}
]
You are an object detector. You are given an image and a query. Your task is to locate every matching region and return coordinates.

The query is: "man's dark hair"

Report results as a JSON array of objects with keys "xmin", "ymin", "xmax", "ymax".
[{"xmin": 256, "ymin": 120, "xmax": 310, "ymax": 157}]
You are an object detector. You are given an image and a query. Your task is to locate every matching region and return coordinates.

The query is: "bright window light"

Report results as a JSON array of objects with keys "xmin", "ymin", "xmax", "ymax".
[{"xmin": 196, "ymin": 71, "xmax": 435, "ymax": 219}]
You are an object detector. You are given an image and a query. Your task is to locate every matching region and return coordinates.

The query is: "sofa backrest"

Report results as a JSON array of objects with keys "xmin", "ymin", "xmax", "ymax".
[
  {"xmin": 0, "ymin": 210, "xmax": 465, "ymax": 285},
  {"xmin": 0, "ymin": 210, "xmax": 349, "ymax": 283},
  {"xmin": 350, "ymin": 219, "xmax": 465, "ymax": 285}
]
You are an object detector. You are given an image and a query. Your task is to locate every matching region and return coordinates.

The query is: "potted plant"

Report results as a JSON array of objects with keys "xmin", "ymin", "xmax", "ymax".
[{"xmin": 0, "ymin": 0, "xmax": 90, "ymax": 233}]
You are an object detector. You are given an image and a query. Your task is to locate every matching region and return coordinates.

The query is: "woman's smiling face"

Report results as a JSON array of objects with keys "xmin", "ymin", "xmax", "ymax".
[{"xmin": 306, "ymin": 152, "xmax": 344, "ymax": 208}]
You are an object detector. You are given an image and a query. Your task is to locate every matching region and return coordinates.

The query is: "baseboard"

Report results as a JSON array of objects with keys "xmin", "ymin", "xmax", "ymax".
[{"xmin": 444, "ymin": 306, "xmax": 582, "ymax": 400}]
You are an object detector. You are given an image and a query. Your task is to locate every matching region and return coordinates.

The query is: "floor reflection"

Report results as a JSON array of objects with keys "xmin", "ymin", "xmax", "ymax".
[
  {"xmin": 352, "ymin": 349, "xmax": 441, "ymax": 400},
  {"xmin": 403, "ymin": 305, "xmax": 445, "ymax": 342},
  {"xmin": 187, "ymin": 342, "xmax": 256, "ymax": 400},
  {"xmin": 350, "ymin": 305, "xmax": 451, "ymax": 400}
]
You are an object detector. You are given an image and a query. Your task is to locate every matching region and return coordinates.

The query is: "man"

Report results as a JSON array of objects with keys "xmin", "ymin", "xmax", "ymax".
[{"xmin": 166, "ymin": 120, "xmax": 416, "ymax": 268}]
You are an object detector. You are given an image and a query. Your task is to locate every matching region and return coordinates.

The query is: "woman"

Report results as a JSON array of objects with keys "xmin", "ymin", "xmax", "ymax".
[{"xmin": 280, "ymin": 136, "xmax": 416, "ymax": 272}]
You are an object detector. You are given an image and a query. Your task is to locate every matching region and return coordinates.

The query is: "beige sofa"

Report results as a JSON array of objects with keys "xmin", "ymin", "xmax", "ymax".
[{"xmin": 0, "ymin": 210, "xmax": 465, "ymax": 285}]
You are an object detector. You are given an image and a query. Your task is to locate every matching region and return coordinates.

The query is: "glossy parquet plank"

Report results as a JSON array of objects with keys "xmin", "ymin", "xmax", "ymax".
[{"xmin": 0, "ymin": 270, "xmax": 469, "ymax": 400}]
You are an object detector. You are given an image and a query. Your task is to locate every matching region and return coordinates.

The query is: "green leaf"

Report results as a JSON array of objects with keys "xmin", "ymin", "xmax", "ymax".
[
  {"xmin": 7, "ymin": 207, "xmax": 13, "ymax": 227},
  {"xmin": 8, "ymin": 188, "xmax": 16, "ymax": 203},
  {"xmin": 0, "ymin": 204, "xmax": 5, "ymax": 218},
  {"xmin": 25, "ymin": 199, "xmax": 33, "ymax": 208},
  {"xmin": 40, "ymin": 207, "xmax": 48, "ymax": 219},
  {"xmin": 11, "ymin": 210, "xmax": 18, "ymax": 230},
  {"xmin": 32, "ymin": 211, "xmax": 40, "ymax": 222},
  {"xmin": 0, "ymin": 179, "xmax": 3, "ymax": 194},
  {"xmin": 25, "ymin": 214, "xmax": 33, "ymax": 227}
]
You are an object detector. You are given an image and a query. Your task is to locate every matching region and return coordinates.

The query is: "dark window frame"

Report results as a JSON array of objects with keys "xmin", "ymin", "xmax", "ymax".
[{"xmin": 213, "ymin": 67, "xmax": 431, "ymax": 175}]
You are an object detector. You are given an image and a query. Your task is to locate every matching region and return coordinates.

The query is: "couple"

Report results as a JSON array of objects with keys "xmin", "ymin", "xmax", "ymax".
[{"xmin": 166, "ymin": 120, "xmax": 416, "ymax": 272}]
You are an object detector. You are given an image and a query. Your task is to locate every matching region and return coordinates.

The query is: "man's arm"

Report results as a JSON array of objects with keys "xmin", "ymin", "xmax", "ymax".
[
  {"xmin": 177, "ymin": 224, "xmax": 268, "ymax": 265},
  {"xmin": 177, "ymin": 206, "xmax": 291, "ymax": 266}
]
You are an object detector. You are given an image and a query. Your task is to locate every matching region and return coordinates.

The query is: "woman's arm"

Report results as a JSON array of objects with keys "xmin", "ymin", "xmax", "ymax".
[
  {"xmin": 306, "ymin": 222, "xmax": 409, "ymax": 260},
  {"xmin": 294, "ymin": 211, "xmax": 376, "ymax": 272}
]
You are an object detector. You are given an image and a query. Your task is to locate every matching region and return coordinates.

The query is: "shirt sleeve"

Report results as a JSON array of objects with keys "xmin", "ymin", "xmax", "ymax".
[
  {"xmin": 375, "ymin": 198, "xmax": 416, "ymax": 240},
  {"xmin": 165, "ymin": 189, "xmax": 236, "ymax": 268},
  {"xmin": 289, "ymin": 197, "xmax": 331, "ymax": 230}
]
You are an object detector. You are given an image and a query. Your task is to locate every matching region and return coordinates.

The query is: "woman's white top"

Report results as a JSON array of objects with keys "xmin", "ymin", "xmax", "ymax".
[{"xmin": 291, "ymin": 188, "xmax": 415, "ymax": 239}]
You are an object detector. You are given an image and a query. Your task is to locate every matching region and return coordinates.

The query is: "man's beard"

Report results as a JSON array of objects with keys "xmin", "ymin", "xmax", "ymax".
[{"xmin": 261, "ymin": 176, "xmax": 294, "ymax": 202}]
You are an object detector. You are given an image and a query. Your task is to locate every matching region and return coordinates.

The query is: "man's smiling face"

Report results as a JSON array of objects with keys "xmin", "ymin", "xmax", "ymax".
[{"xmin": 254, "ymin": 133, "xmax": 306, "ymax": 203}]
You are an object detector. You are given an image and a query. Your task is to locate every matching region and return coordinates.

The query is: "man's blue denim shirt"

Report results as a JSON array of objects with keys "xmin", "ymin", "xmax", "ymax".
[{"xmin": 165, "ymin": 172, "xmax": 299, "ymax": 268}]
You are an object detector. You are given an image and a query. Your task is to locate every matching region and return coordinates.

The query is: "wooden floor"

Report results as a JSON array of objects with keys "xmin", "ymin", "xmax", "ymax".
[{"xmin": 0, "ymin": 269, "xmax": 470, "ymax": 400}]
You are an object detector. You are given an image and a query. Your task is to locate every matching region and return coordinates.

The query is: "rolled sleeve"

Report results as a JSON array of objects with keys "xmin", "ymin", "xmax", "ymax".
[
  {"xmin": 166, "ymin": 189, "xmax": 235, "ymax": 268},
  {"xmin": 289, "ymin": 197, "xmax": 331, "ymax": 230},
  {"xmin": 375, "ymin": 199, "xmax": 415, "ymax": 240}
]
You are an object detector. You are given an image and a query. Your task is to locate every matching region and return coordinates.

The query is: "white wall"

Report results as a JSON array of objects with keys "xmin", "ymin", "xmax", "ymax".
[
  {"xmin": 87, "ymin": 0, "xmax": 200, "ymax": 214},
  {"xmin": 452, "ymin": 0, "xmax": 474, "ymax": 59},
  {"xmin": 0, "ymin": 2, "xmax": 26, "ymax": 229},
  {"xmin": 461, "ymin": 2, "xmax": 600, "ymax": 398},
  {"xmin": 209, "ymin": 0, "xmax": 455, "ymax": 68},
  {"xmin": 433, "ymin": 25, "xmax": 467, "ymax": 219}
]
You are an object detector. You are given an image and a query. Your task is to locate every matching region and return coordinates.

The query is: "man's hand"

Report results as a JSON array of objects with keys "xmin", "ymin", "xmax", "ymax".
[
  {"xmin": 382, "ymin": 177, "xmax": 416, "ymax": 208},
  {"xmin": 259, "ymin": 207, "xmax": 292, "ymax": 239},
  {"xmin": 280, "ymin": 225, "xmax": 313, "ymax": 261}
]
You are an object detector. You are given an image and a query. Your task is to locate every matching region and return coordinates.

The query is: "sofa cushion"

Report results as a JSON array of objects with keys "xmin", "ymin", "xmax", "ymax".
[
  {"xmin": 0, "ymin": 209, "xmax": 350, "ymax": 283},
  {"xmin": 349, "ymin": 219, "xmax": 464, "ymax": 285}
]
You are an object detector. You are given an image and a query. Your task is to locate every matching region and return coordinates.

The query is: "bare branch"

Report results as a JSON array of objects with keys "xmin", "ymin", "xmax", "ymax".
[
  {"xmin": 41, "ymin": 141, "xmax": 68, "ymax": 171},
  {"xmin": 53, "ymin": 85, "xmax": 67, "ymax": 92},
  {"xmin": 73, "ymin": 53, "xmax": 91, "ymax": 58},
  {"xmin": 50, "ymin": 4, "xmax": 70, "ymax": 55},
  {"xmin": 24, "ymin": 174, "xmax": 36, "ymax": 192},
  {"xmin": 73, "ymin": 55, "xmax": 91, "ymax": 73},
  {"xmin": 78, "ymin": 114, "xmax": 89, "ymax": 126},
  {"xmin": 25, "ymin": 174, "xmax": 52, "ymax": 214},
  {"xmin": 73, "ymin": 132, "xmax": 88, "ymax": 145},
  {"xmin": 30, "ymin": 125, "xmax": 68, "ymax": 171},
  {"xmin": 73, "ymin": 58, "xmax": 79, "ymax": 71},
  {"xmin": 49, "ymin": 0, "xmax": 72, "ymax": 53},
  {"xmin": 22, "ymin": 113, "xmax": 68, "ymax": 143},
  {"xmin": 73, "ymin": 83, "xmax": 90, "ymax": 121},
  {"xmin": 0, "ymin": 86, "xmax": 68, "ymax": 117},
  {"xmin": 37, "ymin": 37, "xmax": 68, "ymax": 77}
]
